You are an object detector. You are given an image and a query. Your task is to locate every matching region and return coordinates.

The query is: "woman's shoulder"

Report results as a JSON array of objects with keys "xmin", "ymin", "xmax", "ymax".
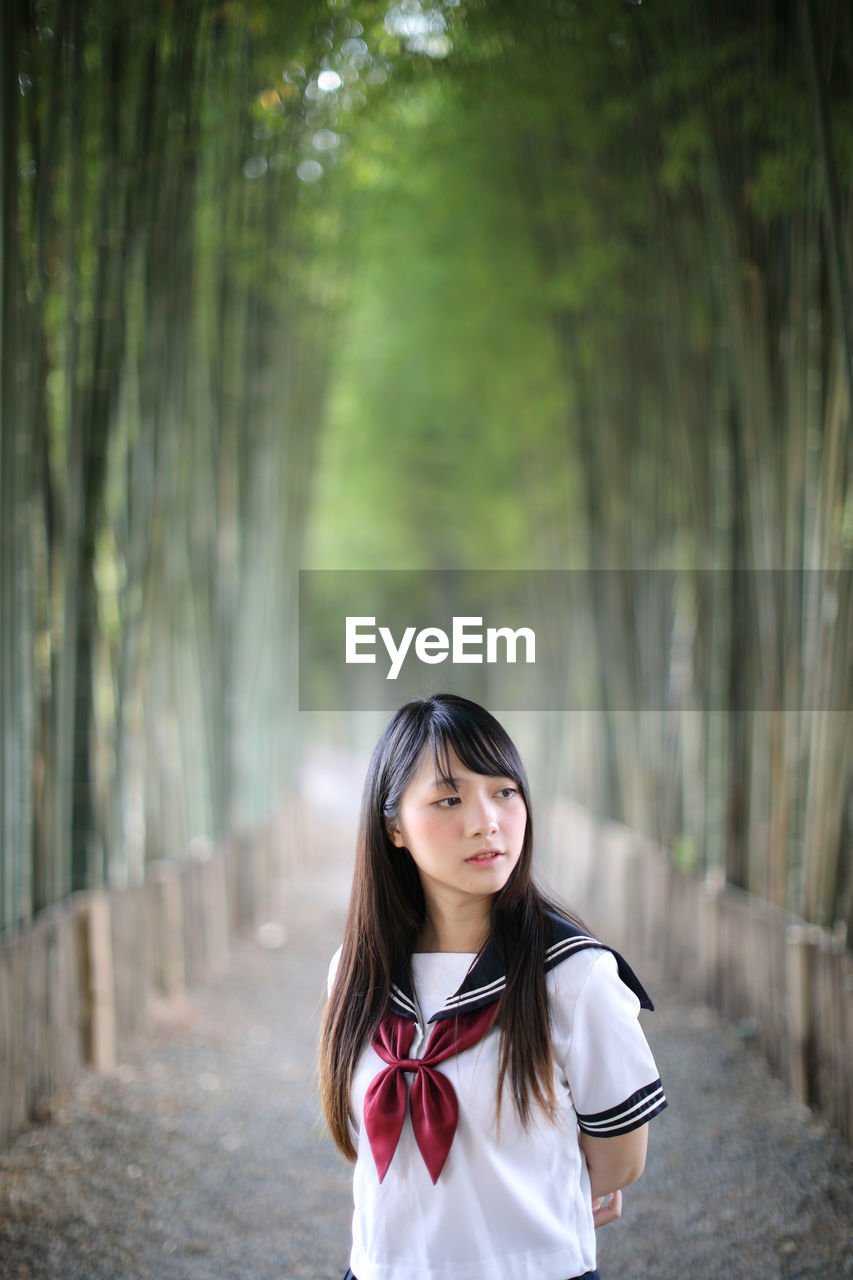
[
  {"xmin": 542, "ymin": 908, "xmax": 654, "ymax": 1011},
  {"xmin": 542, "ymin": 908, "xmax": 603, "ymax": 967},
  {"xmin": 327, "ymin": 944, "xmax": 343, "ymax": 996},
  {"xmin": 543, "ymin": 915, "xmax": 608, "ymax": 993}
]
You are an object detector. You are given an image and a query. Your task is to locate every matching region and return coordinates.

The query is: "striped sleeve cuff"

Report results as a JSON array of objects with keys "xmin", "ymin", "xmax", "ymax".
[{"xmin": 577, "ymin": 1079, "xmax": 668, "ymax": 1137}]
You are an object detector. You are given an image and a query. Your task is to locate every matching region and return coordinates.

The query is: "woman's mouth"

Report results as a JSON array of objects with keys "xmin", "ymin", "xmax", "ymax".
[{"xmin": 465, "ymin": 850, "xmax": 503, "ymax": 866}]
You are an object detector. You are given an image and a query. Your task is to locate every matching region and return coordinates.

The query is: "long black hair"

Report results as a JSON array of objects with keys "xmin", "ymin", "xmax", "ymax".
[{"xmin": 318, "ymin": 693, "xmax": 572, "ymax": 1158}]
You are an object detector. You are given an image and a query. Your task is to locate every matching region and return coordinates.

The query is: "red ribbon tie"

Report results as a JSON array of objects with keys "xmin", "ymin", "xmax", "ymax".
[{"xmin": 363, "ymin": 1004, "xmax": 495, "ymax": 1184}]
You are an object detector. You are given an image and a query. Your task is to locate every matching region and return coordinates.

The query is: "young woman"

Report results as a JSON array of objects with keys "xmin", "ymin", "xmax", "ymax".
[{"xmin": 319, "ymin": 693, "xmax": 667, "ymax": 1280}]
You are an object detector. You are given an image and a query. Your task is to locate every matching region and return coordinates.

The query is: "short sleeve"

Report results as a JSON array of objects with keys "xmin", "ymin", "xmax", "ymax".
[
  {"xmin": 327, "ymin": 944, "xmax": 342, "ymax": 997},
  {"xmin": 564, "ymin": 950, "xmax": 667, "ymax": 1137}
]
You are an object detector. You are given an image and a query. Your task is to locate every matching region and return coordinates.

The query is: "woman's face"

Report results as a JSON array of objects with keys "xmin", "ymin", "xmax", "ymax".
[{"xmin": 388, "ymin": 746, "xmax": 527, "ymax": 914}]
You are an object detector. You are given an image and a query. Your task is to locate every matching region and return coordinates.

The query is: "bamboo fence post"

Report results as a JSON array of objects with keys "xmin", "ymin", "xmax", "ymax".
[
  {"xmin": 786, "ymin": 924, "xmax": 819, "ymax": 1107},
  {"xmin": 150, "ymin": 861, "xmax": 186, "ymax": 1001},
  {"xmin": 75, "ymin": 891, "xmax": 116, "ymax": 1072}
]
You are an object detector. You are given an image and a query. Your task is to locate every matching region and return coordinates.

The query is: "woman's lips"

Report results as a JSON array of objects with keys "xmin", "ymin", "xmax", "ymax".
[{"xmin": 465, "ymin": 850, "xmax": 503, "ymax": 865}]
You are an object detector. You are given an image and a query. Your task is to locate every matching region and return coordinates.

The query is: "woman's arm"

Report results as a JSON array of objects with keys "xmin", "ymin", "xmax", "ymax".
[{"xmin": 579, "ymin": 1123, "xmax": 649, "ymax": 1200}]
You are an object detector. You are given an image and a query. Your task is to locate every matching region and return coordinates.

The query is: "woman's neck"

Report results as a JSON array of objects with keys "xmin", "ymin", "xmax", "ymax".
[{"xmin": 416, "ymin": 902, "xmax": 491, "ymax": 953}]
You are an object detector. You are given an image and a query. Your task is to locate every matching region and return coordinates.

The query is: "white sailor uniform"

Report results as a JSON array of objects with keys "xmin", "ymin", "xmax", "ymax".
[{"xmin": 330, "ymin": 913, "xmax": 667, "ymax": 1280}]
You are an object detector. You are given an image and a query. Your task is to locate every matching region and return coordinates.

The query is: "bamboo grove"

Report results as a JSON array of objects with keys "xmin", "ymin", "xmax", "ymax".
[
  {"xmin": 0, "ymin": 0, "xmax": 362, "ymax": 927},
  {"xmin": 457, "ymin": 0, "xmax": 853, "ymax": 931},
  {"xmin": 1, "ymin": 0, "xmax": 851, "ymax": 935},
  {"xmin": 310, "ymin": 0, "xmax": 853, "ymax": 933}
]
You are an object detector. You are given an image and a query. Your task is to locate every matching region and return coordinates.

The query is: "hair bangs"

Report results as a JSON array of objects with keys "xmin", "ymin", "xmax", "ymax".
[{"xmin": 426, "ymin": 708, "xmax": 525, "ymax": 793}]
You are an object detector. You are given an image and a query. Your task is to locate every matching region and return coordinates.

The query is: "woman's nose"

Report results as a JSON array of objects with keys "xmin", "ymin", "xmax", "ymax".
[{"xmin": 465, "ymin": 794, "xmax": 499, "ymax": 837}]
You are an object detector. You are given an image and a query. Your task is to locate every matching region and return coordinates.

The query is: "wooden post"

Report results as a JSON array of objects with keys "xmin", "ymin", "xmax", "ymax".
[
  {"xmin": 149, "ymin": 861, "xmax": 186, "ymax": 1000},
  {"xmin": 786, "ymin": 924, "xmax": 818, "ymax": 1107},
  {"xmin": 0, "ymin": 932, "xmax": 27, "ymax": 1146},
  {"xmin": 76, "ymin": 891, "xmax": 116, "ymax": 1072}
]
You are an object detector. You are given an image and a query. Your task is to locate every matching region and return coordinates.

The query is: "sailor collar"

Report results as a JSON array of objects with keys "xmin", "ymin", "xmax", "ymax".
[{"xmin": 389, "ymin": 910, "xmax": 654, "ymax": 1024}]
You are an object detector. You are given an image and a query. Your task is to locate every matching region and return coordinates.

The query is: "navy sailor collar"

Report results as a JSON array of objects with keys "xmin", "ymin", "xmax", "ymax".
[{"xmin": 389, "ymin": 910, "xmax": 654, "ymax": 1024}]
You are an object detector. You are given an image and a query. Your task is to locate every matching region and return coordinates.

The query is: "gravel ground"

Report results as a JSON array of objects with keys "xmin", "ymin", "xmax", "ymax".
[{"xmin": 0, "ymin": 817, "xmax": 851, "ymax": 1280}]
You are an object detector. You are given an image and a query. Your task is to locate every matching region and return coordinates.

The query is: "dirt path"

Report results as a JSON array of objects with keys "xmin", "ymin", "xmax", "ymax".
[{"xmin": 0, "ymin": 763, "xmax": 850, "ymax": 1279}]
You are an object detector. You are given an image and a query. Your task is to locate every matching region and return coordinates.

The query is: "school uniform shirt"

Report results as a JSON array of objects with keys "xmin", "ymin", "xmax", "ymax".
[{"xmin": 328, "ymin": 914, "xmax": 667, "ymax": 1280}]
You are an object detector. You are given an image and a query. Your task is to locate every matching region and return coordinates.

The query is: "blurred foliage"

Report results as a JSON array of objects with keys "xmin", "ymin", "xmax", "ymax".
[
  {"xmin": 309, "ymin": 78, "xmax": 570, "ymax": 569},
  {"xmin": 1, "ymin": 0, "xmax": 850, "ymax": 934},
  {"xmin": 307, "ymin": 0, "xmax": 852, "ymax": 929}
]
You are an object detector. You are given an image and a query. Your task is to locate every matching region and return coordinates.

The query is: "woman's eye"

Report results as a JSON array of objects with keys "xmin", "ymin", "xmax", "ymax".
[
  {"xmin": 436, "ymin": 795, "xmax": 461, "ymax": 807},
  {"xmin": 496, "ymin": 786, "xmax": 517, "ymax": 799}
]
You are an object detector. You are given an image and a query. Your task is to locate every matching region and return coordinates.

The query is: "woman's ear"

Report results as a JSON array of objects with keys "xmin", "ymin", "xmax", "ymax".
[{"xmin": 387, "ymin": 820, "xmax": 405, "ymax": 848}]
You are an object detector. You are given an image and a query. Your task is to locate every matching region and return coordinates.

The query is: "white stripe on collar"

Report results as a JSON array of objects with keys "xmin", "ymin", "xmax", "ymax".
[{"xmin": 387, "ymin": 912, "xmax": 653, "ymax": 1024}]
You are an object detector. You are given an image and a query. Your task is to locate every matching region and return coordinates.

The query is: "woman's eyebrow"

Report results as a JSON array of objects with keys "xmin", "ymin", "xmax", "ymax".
[
  {"xmin": 428, "ymin": 775, "xmax": 462, "ymax": 791},
  {"xmin": 427, "ymin": 774, "xmax": 515, "ymax": 791}
]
